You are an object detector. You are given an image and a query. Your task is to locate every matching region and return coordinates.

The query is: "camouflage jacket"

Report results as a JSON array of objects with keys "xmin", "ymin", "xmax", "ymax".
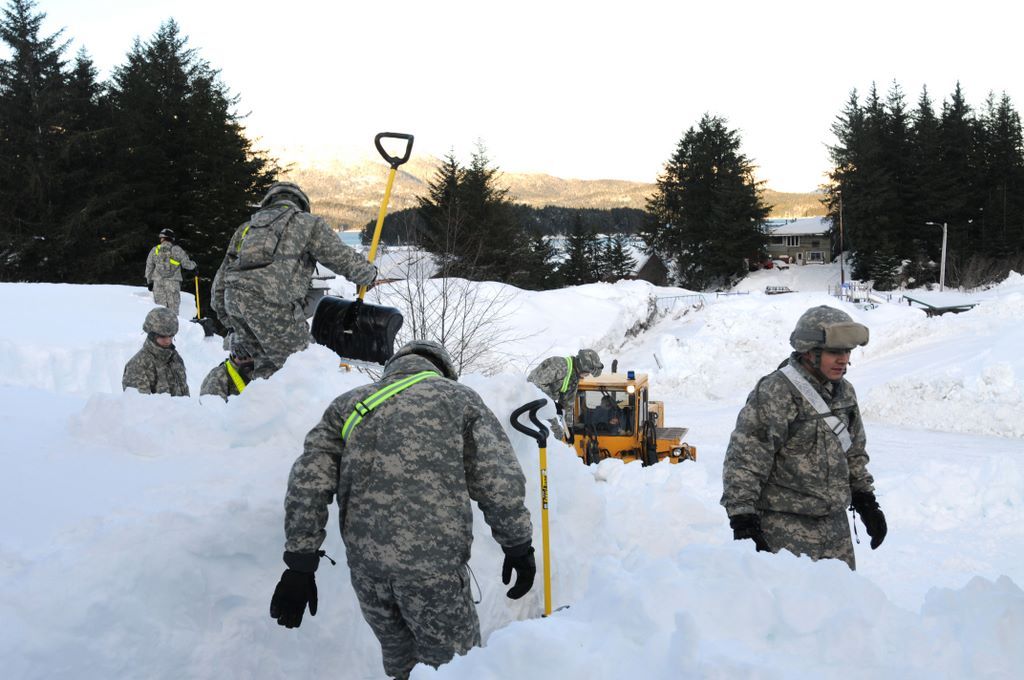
[
  {"xmin": 284, "ymin": 354, "xmax": 533, "ymax": 577},
  {"xmin": 122, "ymin": 338, "xmax": 190, "ymax": 396},
  {"xmin": 210, "ymin": 204, "xmax": 376, "ymax": 317},
  {"xmin": 146, "ymin": 243, "xmax": 195, "ymax": 283},
  {"xmin": 199, "ymin": 359, "xmax": 251, "ymax": 400},
  {"xmin": 721, "ymin": 354, "xmax": 874, "ymax": 518},
  {"xmin": 527, "ymin": 356, "xmax": 579, "ymax": 419}
]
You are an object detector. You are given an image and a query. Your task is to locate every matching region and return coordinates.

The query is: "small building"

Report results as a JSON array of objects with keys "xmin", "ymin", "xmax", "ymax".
[
  {"xmin": 765, "ymin": 217, "xmax": 832, "ymax": 265},
  {"xmin": 633, "ymin": 253, "xmax": 669, "ymax": 286}
]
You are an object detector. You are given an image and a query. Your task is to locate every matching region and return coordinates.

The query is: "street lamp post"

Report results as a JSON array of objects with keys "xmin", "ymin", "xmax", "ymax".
[{"xmin": 924, "ymin": 221, "xmax": 948, "ymax": 291}]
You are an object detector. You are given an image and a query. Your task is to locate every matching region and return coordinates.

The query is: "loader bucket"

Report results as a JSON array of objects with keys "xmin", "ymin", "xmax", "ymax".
[{"xmin": 311, "ymin": 295, "xmax": 403, "ymax": 365}]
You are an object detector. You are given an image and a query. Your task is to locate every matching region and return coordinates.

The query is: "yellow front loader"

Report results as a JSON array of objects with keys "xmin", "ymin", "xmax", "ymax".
[{"xmin": 567, "ymin": 368, "xmax": 696, "ymax": 466}]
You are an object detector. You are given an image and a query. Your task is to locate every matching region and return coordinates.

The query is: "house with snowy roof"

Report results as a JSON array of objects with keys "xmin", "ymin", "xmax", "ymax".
[{"xmin": 765, "ymin": 217, "xmax": 833, "ymax": 265}]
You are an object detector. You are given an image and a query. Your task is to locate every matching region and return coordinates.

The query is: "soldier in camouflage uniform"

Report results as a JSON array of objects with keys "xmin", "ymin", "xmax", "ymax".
[
  {"xmin": 199, "ymin": 336, "xmax": 254, "ymax": 401},
  {"xmin": 721, "ymin": 306, "xmax": 887, "ymax": 570},
  {"xmin": 122, "ymin": 307, "xmax": 190, "ymax": 396},
  {"xmin": 527, "ymin": 348, "xmax": 603, "ymax": 439},
  {"xmin": 270, "ymin": 340, "xmax": 535, "ymax": 679},
  {"xmin": 211, "ymin": 182, "xmax": 376, "ymax": 380},
  {"xmin": 145, "ymin": 228, "xmax": 196, "ymax": 314}
]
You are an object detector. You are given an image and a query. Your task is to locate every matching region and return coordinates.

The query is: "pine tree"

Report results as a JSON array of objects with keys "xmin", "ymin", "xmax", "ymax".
[
  {"xmin": 977, "ymin": 92, "xmax": 1024, "ymax": 254},
  {"xmin": 560, "ymin": 214, "xmax": 600, "ymax": 285},
  {"xmin": 0, "ymin": 0, "xmax": 69, "ymax": 279},
  {"xmin": 414, "ymin": 143, "xmax": 530, "ymax": 284},
  {"xmin": 102, "ymin": 19, "xmax": 277, "ymax": 290},
  {"xmin": 644, "ymin": 114, "xmax": 770, "ymax": 289},
  {"xmin": 600, "ymin": 233, "xmax": 637, "ymax": 281}
]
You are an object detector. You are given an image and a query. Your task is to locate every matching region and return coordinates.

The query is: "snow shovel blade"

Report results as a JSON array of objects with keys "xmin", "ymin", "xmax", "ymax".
[{"xmin": 310, "ymin": 295, "xmax": 403, "ymax": 365}]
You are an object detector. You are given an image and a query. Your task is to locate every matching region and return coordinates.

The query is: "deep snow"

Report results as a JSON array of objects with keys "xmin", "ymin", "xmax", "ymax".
[{"xmin": 1, "ymin": 263, "xmax": 1022, "ymax": 679}]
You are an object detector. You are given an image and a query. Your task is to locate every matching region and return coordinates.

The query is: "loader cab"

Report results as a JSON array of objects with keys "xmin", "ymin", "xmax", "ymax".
[{"xmin": 569, "ymin": 370, "xmax": 696, "ymax": 466}]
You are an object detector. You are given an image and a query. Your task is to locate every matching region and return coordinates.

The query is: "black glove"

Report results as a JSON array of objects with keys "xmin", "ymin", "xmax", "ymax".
[
  {"xmin": 501, "ymin": 542, "xmax": 536, "ymax": 599},
  {"xmin": 729, "ymin": 513, "xmax": 772, "ymax": 552},
  {"xmin": 851, "ymin": 491, "xmax": 887, "ymax": 549},
  {"xmin": 147, "ymin": 281, "xmax": 153, "ymax": 291},
  {"xmin": 270, "ymin": 569, "xmax": 318, "ymax": 628}
]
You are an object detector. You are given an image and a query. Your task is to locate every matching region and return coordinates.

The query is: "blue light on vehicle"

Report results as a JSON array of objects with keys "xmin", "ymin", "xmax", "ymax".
[{"xmin": 627, "ymin": 370, "xmax": 635, "ymax": 380}]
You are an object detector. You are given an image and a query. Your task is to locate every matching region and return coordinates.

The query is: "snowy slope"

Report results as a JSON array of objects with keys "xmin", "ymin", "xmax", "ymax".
[{"xmin": 0, "ymin": 266, "xmax": 1022, "ymax": 680}]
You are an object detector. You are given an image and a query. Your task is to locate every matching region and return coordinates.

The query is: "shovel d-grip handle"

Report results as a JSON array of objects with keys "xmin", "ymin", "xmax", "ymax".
[
  {"xmin": 510, "ymin": 399, "xmax": 549, "ymax": 447},
  {"xmin": 374, "ymin": 132, "xmax": 415, "ymax": 169}
]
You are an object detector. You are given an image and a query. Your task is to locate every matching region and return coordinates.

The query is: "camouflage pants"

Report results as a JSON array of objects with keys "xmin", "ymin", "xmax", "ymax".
[
  {"xmin": 760, "ymin": 509, "xmax": 856, "ymax": 570},
  {"xmin": 349, "ymin": 566, "xmax": 481, "ymax": 680},
  {"xmin": 152, "ymin": 279, "xmax": 181, "ymax": 314},
  {"xmin": 222, "ymin": 290, "xmax": 310, "ymax": 380}
]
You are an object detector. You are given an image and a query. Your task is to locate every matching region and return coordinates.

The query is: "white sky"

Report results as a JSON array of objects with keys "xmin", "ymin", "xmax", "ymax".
[{"xmin": 19, "ymin": 0, "xmax": 1024, "ymax": 191}]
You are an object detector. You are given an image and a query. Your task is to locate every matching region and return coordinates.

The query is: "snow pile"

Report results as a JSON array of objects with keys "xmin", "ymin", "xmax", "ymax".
[{"xmin": 1, "ymin": 264, "xmax": 1023, "ymax": 679}]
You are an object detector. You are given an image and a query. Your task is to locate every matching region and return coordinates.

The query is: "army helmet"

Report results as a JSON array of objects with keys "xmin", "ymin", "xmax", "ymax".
[
  {"xmin": 143, "ymin": 307, "xmax": 179, "ymax": 337},
  {"xmin": 260, "ymin": 181, "xmax": 311, "ymax": 212},
  {"xmin": 158, "ymin": 228, "xmax": 176, "ymax": 242},
  {"xmin": 386, "ymin": 339, "xmax": 459, "ymax": 380},
  {"xmin": 789, "ymin": 305, "xmax": 869, "ymax": 352},
  {"xmin": 575, "ymin": 348, "xmax": 603, "ymax": 377}
]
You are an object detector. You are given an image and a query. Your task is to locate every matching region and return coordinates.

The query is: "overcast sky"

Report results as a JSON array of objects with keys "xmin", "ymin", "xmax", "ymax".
[{"xmin": 18, "ymin": 0, "xmax": 1024, "ymax": 191}]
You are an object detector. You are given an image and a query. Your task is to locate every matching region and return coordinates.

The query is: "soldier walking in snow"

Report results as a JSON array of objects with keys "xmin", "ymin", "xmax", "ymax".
[
  {"xmin": 122, "ymin": 307, "xmax": 189, "ymax": 396},
  {"xmin": 721, "ymin": 305, "xmax": 887, "ymax": 570},
  {"xmin": 199, "ymin": 335, "xmax": 254, "ymax": 401},
  {"xmin": 145, "ymin": 228, "xmax": 196, "ymax": 314},
  {"xmin": 270, "ymin": 340, "xmax": 535, "ymax": 679},
  {"xmin": 211, "ymin": 181, "xmax": 377, "ymax": 380},
  {"xmin": 527, "ymin": 348, "xmax": 604, "ymax": 439}
]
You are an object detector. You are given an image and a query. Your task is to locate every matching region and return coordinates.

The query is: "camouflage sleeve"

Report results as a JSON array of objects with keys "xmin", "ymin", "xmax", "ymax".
[
  {"xmin": 308, "ymin": 218, "xmax": 376, "ymax": 286},
  {"xmin": 210, "ymin": 261, "xmax": 227, "ymax": 319},
  {"xmin": 122, "ymin": 352, "xmax": 154, "ymax": 394},
  {"xmin": 461, "ymin": 390, "xmax": 533, "ymax": 548},
  {"xmin": 173, "ymin": 245, "xmax": 196, "ymax": 270},
  {"xmin": 284, "ymin": 401, "xmax": 344, "ymax": 554},
  {"xmin": 844, "ymin": 385, "xmax": 875, "ymax": 494},
  {"xmin": 145, "ymin": 248, "xmax": 156, "ymax": 282},
  {"xmin": 720, "ymin": 376, "xmax": 796, "ymax": 516},
  {"xmin": 527, "ymin": 357, "xmax": 566, "ymax": 403}
]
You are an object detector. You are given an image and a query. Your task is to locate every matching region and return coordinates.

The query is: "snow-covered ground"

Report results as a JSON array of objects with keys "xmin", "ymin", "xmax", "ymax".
[{"xmin": 1, "ymin": 263, "xmax": 1022, "ymax": 679}]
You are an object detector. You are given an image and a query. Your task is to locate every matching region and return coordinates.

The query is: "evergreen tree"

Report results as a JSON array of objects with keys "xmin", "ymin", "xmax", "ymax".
[
  {"xmin": 644, "ymin": 114, "xmax": 770, "ymax": 289},
  {"xmin": 600, "ymin": 233, "xmax": 637, "ymax": 281},
  {"xmin": 102, "ymin": 19, "xmax": 277, "ymax": 291},
  {"xmin": 977, "ymin": 92, "xmax": 1024, "ymax": 253},
  {"xmin": 0, "ymin": 0, "xmax": 69, "ymax": 279},
  {"xmin": 559, "ymin": 214, "xmax": 600, "ymax": 285},
  {"xmin": 414, "ymin": 142, "xmax": 531, "ymax": 284},
  {"xmin": 520, "ymin": 231, "xmax": 561, "ymax": 289}
]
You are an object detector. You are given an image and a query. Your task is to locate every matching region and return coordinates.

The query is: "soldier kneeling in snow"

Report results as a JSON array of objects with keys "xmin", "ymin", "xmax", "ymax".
[
  {"xmin": 122, "ymin": 307, "xmax": 189, "ymax": 397},
  {"xmin": 270, "ymin": 340, "xmax": 535, "ymax": 679},
  {"xmin": 721, "ymin": 305, "xmax": 887, "ymax": 570},
  {"xmin": 199, "ymin": 336, "xmax": 254, "ymax": 401}
]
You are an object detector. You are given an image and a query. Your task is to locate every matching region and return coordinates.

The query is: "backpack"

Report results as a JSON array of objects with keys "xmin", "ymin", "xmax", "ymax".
[{"xmin": 235, "ymin": 205, "xmax": 295, "ymax": 271}]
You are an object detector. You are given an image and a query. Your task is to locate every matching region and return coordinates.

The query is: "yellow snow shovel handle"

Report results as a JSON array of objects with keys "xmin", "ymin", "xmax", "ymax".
[
  {"xmin": 359, "ymin": 132, "xmax": 415, "ymax": 302},
  {"xmin": 194, "ymin": 275, "xmax": 201, "ymax": 318},
  {"xmin": 510, "ymin": 399, "xmax": 553, "ymax": 616}
]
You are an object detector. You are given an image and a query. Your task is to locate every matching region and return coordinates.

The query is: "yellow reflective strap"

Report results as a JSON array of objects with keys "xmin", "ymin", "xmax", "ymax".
[
  {"xmin": 225, "ymin": 360, "xmax": 247, "ymax": 394},
  {"xmin": 341, "ymin": 371, "xmax": 439, "ymax": 441},
  {"xmin": 170, "ymin": 258, "xmax": 181, "ymax": 266},
  {"xmin": 155, "ymin": 244, "xmax": 161, "ymax": 254},
  {"xmin": 560, "ymin": 356, "xmax": 573, "ymax": 393},
  {"xmin": 236, "ymin": 224, "xmax": 251, "ymax": 253}
]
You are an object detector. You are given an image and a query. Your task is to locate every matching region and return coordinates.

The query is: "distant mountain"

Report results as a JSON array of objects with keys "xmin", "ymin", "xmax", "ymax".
[{"xmin": 281, "ymin": 156, "xmax": 825, "ymax": 230}]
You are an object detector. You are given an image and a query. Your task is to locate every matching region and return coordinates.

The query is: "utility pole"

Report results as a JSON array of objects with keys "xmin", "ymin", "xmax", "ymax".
[{"xmin": 838, "ymin": 190, "xmax": 845, "ymax": 287}]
